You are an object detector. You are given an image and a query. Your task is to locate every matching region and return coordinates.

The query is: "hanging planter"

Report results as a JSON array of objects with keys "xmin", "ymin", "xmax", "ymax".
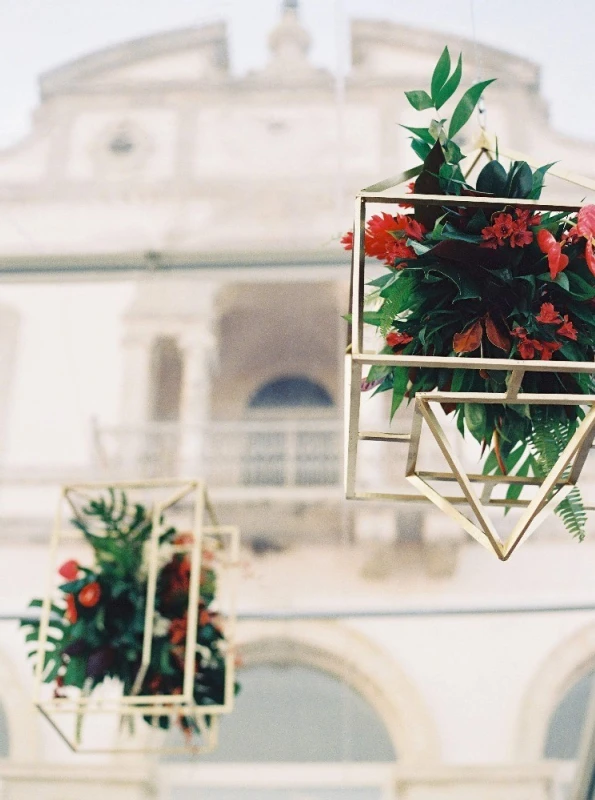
[
  {"xmin": 344, "ymin": 49, "xmax": 595, "ymax": 560},
  {"xmin": 22, "ymin": 479, "xmax": 239, "ymax": 753}
]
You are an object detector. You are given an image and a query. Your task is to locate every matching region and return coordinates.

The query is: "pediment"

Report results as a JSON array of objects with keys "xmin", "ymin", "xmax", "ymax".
[{"xmin": 40, "ymin": 25, "xmax": 229, "ymax": 96}]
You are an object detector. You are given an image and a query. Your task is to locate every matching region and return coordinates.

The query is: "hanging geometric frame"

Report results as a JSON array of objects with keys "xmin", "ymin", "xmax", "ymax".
[
  {"xmin": 345, "ymin": 134, "xmax": 595, "ymax": 560},
  {"xmin": 29, "ymin": 478, "xmax": 240, "ymax": 753}
]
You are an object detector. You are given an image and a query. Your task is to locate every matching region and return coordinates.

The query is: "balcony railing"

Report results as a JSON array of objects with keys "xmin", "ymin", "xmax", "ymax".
[{"xmin": 94, "ymin": 419, "xmax": 343, "ymax": 488}]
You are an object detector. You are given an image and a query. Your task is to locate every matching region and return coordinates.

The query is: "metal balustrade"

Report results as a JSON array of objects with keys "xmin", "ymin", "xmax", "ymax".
[{"xmin": 94, "ymin": 419, "xmax": 343, "ymax": 487}]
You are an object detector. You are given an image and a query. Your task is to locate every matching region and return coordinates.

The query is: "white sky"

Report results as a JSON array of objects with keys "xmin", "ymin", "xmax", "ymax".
[{"xmin": 0, "ymin": 0, "xmax": 594, "ymax": 147}]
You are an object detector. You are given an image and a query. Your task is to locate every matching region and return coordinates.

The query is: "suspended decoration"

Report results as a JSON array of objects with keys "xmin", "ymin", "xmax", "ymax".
[
  {"xmin": 22, "ymin": 479, "xmax": 239, "ymax": 753},
  {"xmin": 344, "ymin": 48, "xmax": 595, "ymax": 560}
]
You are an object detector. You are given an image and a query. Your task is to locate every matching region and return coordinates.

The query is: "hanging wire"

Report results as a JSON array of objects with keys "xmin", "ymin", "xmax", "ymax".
[
  {"xmin": 333, "ymin": 0, "xmax": 348, "ymax": 239},
  {"xmin": 469, "ymin": 0, "xmax": 487, "ymax": 131}
]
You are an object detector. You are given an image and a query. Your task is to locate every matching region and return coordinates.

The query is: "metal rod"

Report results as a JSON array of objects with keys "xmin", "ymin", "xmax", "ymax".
[{"xmin": 13, "ymin": 603, "xmax": 595, "ymax": 624}]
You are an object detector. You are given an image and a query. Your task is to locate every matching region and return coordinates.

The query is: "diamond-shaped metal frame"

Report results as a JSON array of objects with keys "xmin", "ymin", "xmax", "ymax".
[
  {"xmin": 33, "ymin": 478, "xmax": 240, "ymax": 753},
  {"xmin": 345, "ymin": 134, "xmax": 595, "ymax": 559}
]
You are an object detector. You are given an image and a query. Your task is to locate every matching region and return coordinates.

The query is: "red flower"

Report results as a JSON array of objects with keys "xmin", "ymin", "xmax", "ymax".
[
  {"xmin": 518, "ymin": 338, "xmax": 538, "ymax": 360},
  {"xmin": 557, "ymin": 315, "xmax": 578, "ymax": 340},
  {"xmin": 535, "ymin": 303, "xmax": 562, "ymax": 324},
  {"xmin": 514, "ymin": 328, "xmax": 561, "ymax": 360},
  {"xmin": 342, "ymin": 212, "xmax": 425, "ymax": 266},
  {"xmin": 340, "ymin": 231, "xmax": 354, "ymax": 251},
  {"xmin": 481, "ymin": 213, "xmax": 514, "ymax": 248},
  {"xmin": 65, "ymin": 594, "xmax": 77, "ymax": 624},
  {"xmin": 169, "ymin": 615, "xmax": 188, "ymax": 645},
  {"xmin": 199, "ymin": 608, "xmax": 211, "ymax": 627},
  {"xmin": 537, "ymin": 229, "xmax": 569, "ymax": 280},
  {"xmin": 386, "ymin": 331, "xmax": 413, "ymax": 348},
  {"xmin": 58, "ymin": 560, "xmax": 79, "ymax": 580},
  {"xmin": 173, "ymin": 532, "xmax": 194, "ymax": 546},
  {"xmin": 534, "ymin": 340, "xmax": 562, "ymax": 360},
  {"xmin": 576, "ymin": 205, "xmax": 595, "ymax": 276},
  {"xmin": 398, "ymin": 181, "xmax": 417, "ymax": 209},
  {"xmin": 482, "ymin": 209, "xmax": 538, "ymax": 250},
  {"xmin": 509, "ymin": 227, "xmax": 533, "ymax": 248},
  {"xmin": 78, "ymin": 582, "xmax": 101, "ymax": 608},
  {"xmin": 515, "ymin": 208, "xmax": 542, "ymax": 227}
]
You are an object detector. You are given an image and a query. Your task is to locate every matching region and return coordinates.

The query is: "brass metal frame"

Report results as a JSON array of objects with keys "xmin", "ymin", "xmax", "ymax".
[
  {"xmin": 33, "ymin": 478, "xmax": 240, "ymax": 753},
  {"xmin": 345, "ymin": 136, "xmax": 595, "ymax": 560}
]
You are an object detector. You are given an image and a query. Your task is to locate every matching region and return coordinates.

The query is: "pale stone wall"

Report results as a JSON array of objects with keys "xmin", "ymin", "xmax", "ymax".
[{"xmin": 0, "ymin": 7, "xmax": 594, "ymax": 800}]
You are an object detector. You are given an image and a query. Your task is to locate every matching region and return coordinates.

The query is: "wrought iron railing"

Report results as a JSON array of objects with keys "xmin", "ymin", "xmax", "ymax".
[{"xmin": 94, "ymin": 419, "xmax": 343, "ymax": 487}]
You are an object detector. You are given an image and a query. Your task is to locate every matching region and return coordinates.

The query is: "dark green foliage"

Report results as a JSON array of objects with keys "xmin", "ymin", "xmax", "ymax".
[
  {"xmin": 358, "ymin": 47, "xmax": 595, "ymax": 539},
  {"xmin": 22, "ymin": 490, "xmax": 233, "ymax": 739}
]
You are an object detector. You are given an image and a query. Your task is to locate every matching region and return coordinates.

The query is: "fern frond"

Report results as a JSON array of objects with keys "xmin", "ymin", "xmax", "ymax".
[{"xmin": 528, "ymin": 408, "xmax": 587, "ymax": 541}]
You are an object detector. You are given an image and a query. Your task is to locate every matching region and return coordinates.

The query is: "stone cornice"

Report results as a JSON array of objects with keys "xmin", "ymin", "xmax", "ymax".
[
  {"xmin": 40, "ymin": 24, "xmax": 229, "ymax": 97},
  {"xmin": 351, "ymin": 18, "xmax": 541, "ymax": 90}
]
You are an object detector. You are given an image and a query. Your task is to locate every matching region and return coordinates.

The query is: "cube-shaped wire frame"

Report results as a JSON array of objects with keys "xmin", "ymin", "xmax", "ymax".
[
  {"xmin": 33, "ymin": 478, "xmax": 240, "ymax": 753},
  {"xmin": 345, "ymin": 145, "xmax": 595, "ymax": 559}
]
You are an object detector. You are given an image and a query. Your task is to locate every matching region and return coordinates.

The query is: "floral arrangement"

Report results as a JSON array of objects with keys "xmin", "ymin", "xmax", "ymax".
[
  {"xmin": 23, "ymin": 490, "xmax": 235, "ymax": 739},
  {"xmin": 343, "ymin": 48, "xmax": 595, "ymax": 539}
]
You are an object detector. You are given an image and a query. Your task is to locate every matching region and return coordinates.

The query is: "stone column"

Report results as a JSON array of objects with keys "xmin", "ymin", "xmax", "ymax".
[
  {"xmin": 177, "ymin": 281, "xmax": 219, "ymax": 477},
  {"xmin": 118, "ymin": 330, "xmax": 153, "ymax": 474}
]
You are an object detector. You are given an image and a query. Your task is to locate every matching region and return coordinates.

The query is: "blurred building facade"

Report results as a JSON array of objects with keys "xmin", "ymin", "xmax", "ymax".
[{"xmin": 0, "ymin": 3, "xmax": 595, "ymax": 798}]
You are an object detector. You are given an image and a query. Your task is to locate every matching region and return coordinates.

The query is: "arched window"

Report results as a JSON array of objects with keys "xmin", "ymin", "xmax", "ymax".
[
  {"xmin": 149, "ymin": 336, "xmax": 184, "ymax": 422},
  {"xmin": 545, "ymin": 671, "xmax": 594, "ymax": 759},
  {"xmin": 249, "ymin": 377, "xmax": 334, "ymax": 409},
  {"xmin": 162, "ymin": 662, "xmax": 396, "ymax": 798},
  {"xmin": 201, "ymin": 663, "xmax": 396, "ymax": 763},
  {"xmin": 243, "ymin": 376, "xmax": 339, "ymax": 487}
]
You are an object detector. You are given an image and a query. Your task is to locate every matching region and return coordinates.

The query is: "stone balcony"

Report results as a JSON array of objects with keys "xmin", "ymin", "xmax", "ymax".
[{"xmin": 93, "ymin": 418, "xmax": 343, "ymax": 492}]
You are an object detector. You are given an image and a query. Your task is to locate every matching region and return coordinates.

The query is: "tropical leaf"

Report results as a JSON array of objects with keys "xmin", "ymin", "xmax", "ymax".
[
  {"xmin": 448, "ymin": 79, "xmax": 495, "ymax": 138},
  {"xmin": 453, "ymin": 320, "xmax": 483, "ymax": 353},
  {"xmin": 435, "ymin": 53, "xmax": 463, "ymax": 109}
]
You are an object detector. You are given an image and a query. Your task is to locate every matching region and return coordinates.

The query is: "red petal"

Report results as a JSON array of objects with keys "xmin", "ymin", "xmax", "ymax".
[
  {"xmin": 586, "ymin": 242, "xmax": 595, "ymax": 277},
  {"xmin": 58, "ymin": 559, "xmax": 79, "ymax": 580},
  {"xmin": 577, "ymin": 205, "xmax": 595, "ymax": 238},
  {"xmin": 453, "ymin": 320, "xmax": 483, "ymax": 354},
  {"xmin": 537, "ymin": 228, "xmax": 556, "ymax": 253}
]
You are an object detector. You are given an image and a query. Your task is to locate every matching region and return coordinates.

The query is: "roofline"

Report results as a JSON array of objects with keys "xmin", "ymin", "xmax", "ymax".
[
  {"xmin": 351, "ymin": 18, "xmax": 540, "ymax": 88},
  {"xmin": 39, "ymin": 23, "xmax": 229, "ymax": 97}
]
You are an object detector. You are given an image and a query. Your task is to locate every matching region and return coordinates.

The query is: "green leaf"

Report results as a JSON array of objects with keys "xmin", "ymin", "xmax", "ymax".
[
  {"xmin": 464, "ymin": 403, "xmax": 487, "ymax": 444},
  {"xmin": 443, "ymin": 139, "xmax": 465, "ymax": 165},
  {"xmin": 529, "ymin": 162, "xmax": 557, "ymax": 200},
  {"xmin": 400, "ymin": 125, "xmax": 435, "ymax": 145},
  {"xmin": 431, "ymin": 47, "xmax": 451, "ymax": 105},
  {"xmin": 63, "ymin": 655, "xmax": 87, "ymax": 688},
  {"xmin": 506, "ymin": 161, "xmax": 533, "ymax": 199},
  {"xmin": 435, "ymin": 53, "xmax": 463, "ymax": 109},
  {"xmin": 425, "ymin": 263, "xmax": 481, "ymax": 302},
  {"xmin": 565, "ymin": 272, "xmax": 595, "ymax": 300},
  {"xmin": 362, "ymin": 311, "xmax": 383, "ymax": 326},
  {"xmin": 367, "ymin": 272, "xmax": 399, "ymax": 289},
  {"xmin": 390, "ymin": 368, "xmax": 409, "ymax": 421},
  {"xmin": 537, "ymin": 271, "xmax": 570, "ymax": 292},
  {"xmin": 476, "ymin": 160, "xmax": 507, "ymax": 195},
  {"xmin": 405, "ymin": 90, "xmax": 434, "ymax": 111},
  {"xmin": 448, "ymin": 79, "xmax": 495, "ymax": 139},
  {"xmin": 410, "ymin": 137, "xmax": 432, "ymax": 161}
]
